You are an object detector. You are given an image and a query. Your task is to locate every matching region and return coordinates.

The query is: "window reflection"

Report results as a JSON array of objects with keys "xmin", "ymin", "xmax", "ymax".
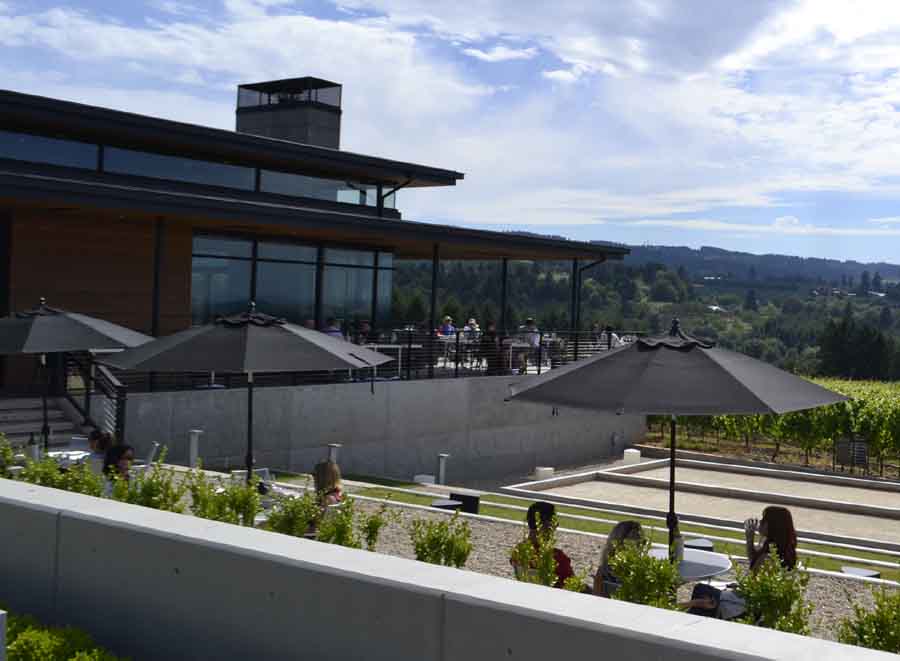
[
  {"xmin": 190, "ymin": 257, "xmax": 252, "ymax": 325},
  {"xmin": 255, "ymin": 262, "xmax": 316, "ymax": 324},
  {"xmin": 105, "ymin": 147, "xmax": 255, "ymax": 190},
  {"xmin": 322, "ymin": 266, "xmax": 374, "ymax": 324},
  {"xmin": 0, "ymin": 130, "xmax": 98, "ymax": 170}
]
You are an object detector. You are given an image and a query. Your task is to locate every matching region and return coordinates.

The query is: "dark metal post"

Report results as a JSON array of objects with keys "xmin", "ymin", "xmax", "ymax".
[
  {"xmin": 570, "ymin": 260, "xmax": 580, "ymax": 361},
  {"xmin": 150, "ymin": 219, "xmax": 164, "ymax": 392},
  {"xmin": 668, "ymin": 415, "xmax": 677, "ymax": 550},
  {"xmin": 41, "ymin": 353, "xmax": 50, "ymax": 451},
  {"xmin": 606, "ymin": 325, "xmax": 613, "ymax": 351},
  {"xmin": 537, "ymin": 332, "xmax": 543, "ymax": 375},
  {"xmin": 114, "ymin": 384, "xmax": 127, "ymax": 444},
  {"xmin": 370, "ymin": 252, "xmax": 380, "ymax": 333},
  {"xmin": 376, "ymin": 184, "xmax": 384, "ymax": 217},
  {"xmin": 314, "ymin": 247, "xmax": 325, "ymax": 329},
  {"xmin": 454, "ymin": 330, "xmax": 461, "ymax": 378},
  {"xmin": 246, "ymin": 371, "xmax": 254, "ymax": 483},
  {"xmin": 406, "ymin": 328, "xmax": 412, "ymax": 381},
  {"xmin": 84, "ymin": 357, "xmax": 93, "ymax": 424},
  {"xmin": 428, "ymin": 244, "xmax": 439, "ymax": 379},
  {"xmin": 499, "ymin": 258, "xmax": 508, "ymax": 335}
]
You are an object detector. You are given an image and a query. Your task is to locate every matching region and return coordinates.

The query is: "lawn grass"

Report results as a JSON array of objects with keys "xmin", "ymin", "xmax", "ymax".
[{"xmin": 357, "ymin": 485, "xmax": 900, "ymax": 582}]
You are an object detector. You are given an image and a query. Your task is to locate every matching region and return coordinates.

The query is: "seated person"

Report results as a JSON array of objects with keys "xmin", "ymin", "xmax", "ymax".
[
  {"xmin": 313, "ymin": 460, "xmax": 344, "ymax": 507},
  {"xmin": 439, "ymin": 316, "xmax": 456, "ymax": 336},
  {"xmin": 513, "ymin": 501, "xmax": 574, "ymax": 589},
  {"xmin": 103, "ymin": 444, "xmax": 135, "ymax": 481},
  {"xmin": 685, "ymin": 506, "xmax": 798, "ymax": 619},
  {"xmin": 88, "ymin": 430, "xmax": 113, "ymax": 474},
  {"xmin": 322, "ymin": 317, "xmax": 345, "ymax": 340},
  {"xmin": 594, "ymin": 520, "xmax": 643, "ymax": 597}
]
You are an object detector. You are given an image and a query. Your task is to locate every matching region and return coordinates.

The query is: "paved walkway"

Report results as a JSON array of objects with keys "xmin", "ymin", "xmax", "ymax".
[
  {"xmin": 637, "ymin": 466, "xmax": 900, "ymax": 509},
  {"xmin": 547, "ymin": 481, "xmax": 900, "ymax": 544}
]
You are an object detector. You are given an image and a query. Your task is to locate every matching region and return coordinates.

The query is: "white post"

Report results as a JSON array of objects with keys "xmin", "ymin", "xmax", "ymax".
[
  {"xmin": 437, "ymin": 453, "xmax": 450, "ymax": 485},
  {"xmin": 327, "ymin": 443, "xmax": 342, "ymax": 463},
  {"xmin": 188, "ymin": 430, "xmax": 203, "ymax": 468}
]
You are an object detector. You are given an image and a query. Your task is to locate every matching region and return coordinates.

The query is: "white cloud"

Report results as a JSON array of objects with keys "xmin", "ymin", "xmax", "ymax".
[
  {"xmin": 462, "ymin": 45, "xmax": 537, "ymax": 62},
  {"xmin": 868, "ymin": 216, "xmax": 900, "ymax": 225}
]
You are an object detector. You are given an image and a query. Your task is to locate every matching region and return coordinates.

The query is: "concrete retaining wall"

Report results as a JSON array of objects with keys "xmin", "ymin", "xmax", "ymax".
[
  {"xmin": 122, "ymin": 376, "xmax": 645, "ymax": 483},
  {"xmin": 1, "ymin": 478, "xmax": 893, "ymax": 660}
]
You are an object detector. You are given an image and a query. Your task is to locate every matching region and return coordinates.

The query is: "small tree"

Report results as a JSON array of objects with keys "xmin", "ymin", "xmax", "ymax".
[
  {"xmin": 409, "ymin": 512, "xmax": 473, "ymax": 568},
  {"xmin": 607, "ymin": 538, "xmax": 679, "ymax": 609},
  {"xmin": 838, "ymin": 589, "xmax": 900, "ymax": 653},
  {"xmin": 734, "ymin": 551, "xmax": 812, "ymax": 634},
  {"xmin": 317, "ymin": 496, "xmax": 362, "ymax": 549},
  {"xmin": 18, "ymin": 455, "xmax": 104, "ymax": 497},
  {"xmin": 510, "ymin": 522, "xmax": 558, "ymax": 587}
]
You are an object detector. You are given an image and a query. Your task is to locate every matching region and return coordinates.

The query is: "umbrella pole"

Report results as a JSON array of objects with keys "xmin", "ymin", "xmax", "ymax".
[
  {"xmin": 41, "ymin": 353, "xmax": 50, "ymax": 453},
  {"xmin": 246, "ymin": 372, "xmax": 254, "ymax": 484},
  {"xmin": 668, "ymin": 414, "xmax": 677, "ymax": 550}
]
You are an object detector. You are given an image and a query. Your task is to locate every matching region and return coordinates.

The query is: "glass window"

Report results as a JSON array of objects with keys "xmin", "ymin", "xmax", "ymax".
[
  {"xmin": 322, "ymin": 266, "xmax": 374, "ymax": 324},
  {"xmin": 192, "ymin": 235, "xmax": 253, "ymax": 258},
  {"xmin": 255, "ymin": 262, "xmax": 316, "ymax": 324},
  {"xmin": 324, "ymin": 248, "xmax": 375, "ymax": 267},
  {"xmin": 316, "ymin": 86, "xmax": 342, "ymax": 107},
  {"xmin": 190, "ymin": 257, "xmax": 252, "ymax": 325},
  {"xmin": 0, "ymin": 130, "xmax": 98, "ymax": 170},
  {"xmin": 105, "ymin": 147, "xmax": 255, "ymax": 190},
  {"xmin": 378, "ymin": 252, "xmax": 394, "ymax": 269},
  {"xmin": 257, "ymin": 241, "xmax": 316, "ymax": 262},
  {"xmin": 375, "ymin": 268, "xmax": 393, "ymax": 327},
  {"xmin": 237, "ymin": 88, "xmax": 262, "ymax": 108},
  {"xmin": 383, "ymin": 191, "xmax": 396, "ymax": 209},
  {"xmin": 260, "ymin": 170, "xmax": 341, "ymax": 202}
]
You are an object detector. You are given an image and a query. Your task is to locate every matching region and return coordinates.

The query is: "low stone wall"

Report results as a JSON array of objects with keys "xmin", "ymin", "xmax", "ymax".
[
  {"xmin": 1, "ymin": 479, "xmax": 893, "ymax": 661},
  {"xmin": 121, "ymin": 376, "xmax": 646, "ymax": 483}
]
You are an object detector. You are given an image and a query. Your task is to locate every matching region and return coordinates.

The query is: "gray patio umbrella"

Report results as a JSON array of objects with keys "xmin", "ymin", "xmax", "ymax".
[
  {"xmin": 101, "ymin": 304, "xmax": 392, "ymax": 481},
  {"xmin": 0, "ymin": 298, "xmax": 151, "ymax": 450},
  {"xmin": 508, "ymin": 319, "xmax": 848, "ymax": 549}
]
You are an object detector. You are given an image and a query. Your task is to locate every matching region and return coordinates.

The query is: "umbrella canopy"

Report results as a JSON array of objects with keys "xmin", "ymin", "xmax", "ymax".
[
  {"xmin": 508, "ymin": 319, "xmax": 848, "ymax": 551},
  {"xmin": 0, "ymin": 298, "xmax": 152, "ymax": 450},
  {"xmin": 101, "ymin": 306, "xmax": 391, "ymax": 374},
  {"xmin": 101, "ymin": 304, "xmax": 392, "ymax": 480},
  {"xmin": 0, "ymin": 298, "xmax": 151, "ymax": 355},
  {"xmin": 509, "ymin": 322, "xmax": 846, "ymax": 416}
]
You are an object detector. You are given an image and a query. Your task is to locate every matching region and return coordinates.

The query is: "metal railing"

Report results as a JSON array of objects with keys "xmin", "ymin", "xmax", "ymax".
[
  {"xmin": 64, "ymin": 352, "xmax": 128, "ymax": 441},
  {"xmin": 108, "ymin": 328, "xmax": 644, "ymax": 395}
]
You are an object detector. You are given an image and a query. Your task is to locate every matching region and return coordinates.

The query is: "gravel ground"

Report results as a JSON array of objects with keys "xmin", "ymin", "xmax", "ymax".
[{"xmin": 355, "ymin": 500, "xmax": 896, "ymax": 642}]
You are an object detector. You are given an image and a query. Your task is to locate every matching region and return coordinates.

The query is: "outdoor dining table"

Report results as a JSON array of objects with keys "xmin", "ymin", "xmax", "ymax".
[
  {"xmin": 364, "ymin": 343, "xmax": 423, "ymax": 377},
  {"xmin": 47, "ymin": 449, "xmax": 92, "ymax": 467},
  {"xmin": 649, "ymin": 546, "xmax": 732, "ymax": 583}
]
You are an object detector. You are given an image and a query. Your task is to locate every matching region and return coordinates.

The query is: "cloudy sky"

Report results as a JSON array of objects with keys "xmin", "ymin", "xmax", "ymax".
[{"xmin": 3, "ymin": 0, "xmax": 900, "ymax": 262}]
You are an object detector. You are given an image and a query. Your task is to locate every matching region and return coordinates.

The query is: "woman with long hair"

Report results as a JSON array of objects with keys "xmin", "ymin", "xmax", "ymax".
[
  {"xmin": 594, "ymin": 520, "xmax": 643, "ymax": 597},
  {"xmin": 747, "ymin": 506, "xmax": 797, "ymax": 570},
  {"xmin": 313, "ymin": 460, "xmax": 343, "ymax": 506}
]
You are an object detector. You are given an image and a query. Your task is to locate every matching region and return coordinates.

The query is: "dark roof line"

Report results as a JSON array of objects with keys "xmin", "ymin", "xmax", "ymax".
[
  {"xmin": 0, "ymin": 89, "xmax": 464, "ymax": 188},
  {"xmin": 0, "ymin": 169, "xmax": 629, "ymax": 261}
]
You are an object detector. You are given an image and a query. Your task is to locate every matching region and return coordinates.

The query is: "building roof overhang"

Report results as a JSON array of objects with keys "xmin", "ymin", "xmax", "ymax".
[
  {"xmin": 0, "ymin": 89, "xmax": 463, "ymax": 188},
  {"xmin": 0, "ymin": 169, "xmax": 629, "ymax": 262}
]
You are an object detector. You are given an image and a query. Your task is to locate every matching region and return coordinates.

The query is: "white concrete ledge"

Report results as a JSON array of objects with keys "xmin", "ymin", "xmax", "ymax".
[{"xmin": 0, "ymin": 478, "xmax": 894, "ymax": 660}]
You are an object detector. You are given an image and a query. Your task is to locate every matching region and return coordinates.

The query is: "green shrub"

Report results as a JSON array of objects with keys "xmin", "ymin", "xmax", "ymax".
[
  {"xmin": 409, "ymin": 512, "xmax": 473, "ymax": 568},
  {"xmin": 18, "ymin": 456, "xmax": 105, "ymax": 497},
  {"xmin": 510, "ymin": 521, "xmax": 559, "ymax": 587},
  {"xmin": 1, "ymin": 434, "xmax": 16, "ymax": 477},
  {"xmin": 838, "ymin": 589, "xmax": 900, "ymax": 653},
  {"xmin": 110, "ymin": 449, "xmax": 186, "ymax": 512},
  {"xmin": 607, "ymin": 538, "xmax": 680, "ymax": 609},
  {"xmin": 317, "ymin": 496, "xmax": 362, "ymax": 549},
  {"xmin": 3, "ymin": 606, "xmax": 128, "ymax": 660},
  {"xmin": 264, "ymin": 489, "xmax": 322, "ymax": 538},
  {"xmin": 186, "ymin": 465, "xmax": 260, "ymax": 526},
  {"xmin": 734, "ymin": 551, "xmax": 812, "ymax": 634}
]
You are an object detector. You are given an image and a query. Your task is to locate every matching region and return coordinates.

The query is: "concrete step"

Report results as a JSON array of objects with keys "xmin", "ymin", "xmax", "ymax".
[
  {"xmin": 2, "ymin": 428, "xmax": 77, "ymax": 448},
  {"xmin": 0, "ymin": 398, "xmax": 47, "ymax": 411},
  {"xmin": 0, "ymin": 409, "xmax": 67, "ymax": 424},
  {"xmin": 0, "ymin": 419, "xmax": 76, "ymax": 435}
]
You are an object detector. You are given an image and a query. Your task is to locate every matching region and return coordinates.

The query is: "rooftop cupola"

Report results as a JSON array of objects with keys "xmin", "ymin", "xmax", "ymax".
[{"xmin": 236, "ymin": 77, "xmax": 342, "ymax": 149}]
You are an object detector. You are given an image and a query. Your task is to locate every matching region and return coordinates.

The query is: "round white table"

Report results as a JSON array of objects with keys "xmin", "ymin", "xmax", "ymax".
[{"xmin": 649, "ymin": 547, "xmax": 732, "ymax": 582}]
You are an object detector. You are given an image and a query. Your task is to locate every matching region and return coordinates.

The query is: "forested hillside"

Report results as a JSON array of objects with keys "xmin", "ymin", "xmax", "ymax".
[{"xmin": 391, "ymin": 252, "xmax": 900, "ymax": 380}]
